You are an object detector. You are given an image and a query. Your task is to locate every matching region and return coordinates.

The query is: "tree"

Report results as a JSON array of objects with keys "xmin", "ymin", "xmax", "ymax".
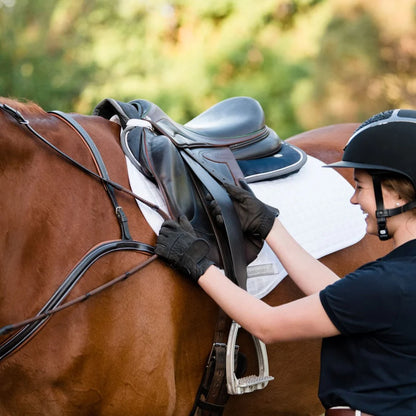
[
  {"xmin": 2, "ymin": 0, "xmax": 416, "ymax": 137},
  {"xmin": 295, "ymin": 0, "xmax": 416, "ymax": 128},
  {"xmin": 0, "ymin": 0, "xmax": 97, "ymax": 111}
]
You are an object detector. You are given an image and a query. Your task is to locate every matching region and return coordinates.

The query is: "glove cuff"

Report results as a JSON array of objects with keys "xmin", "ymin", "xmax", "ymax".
[{"xmin": 258, "ymin": 206, "xmax": 279, "ymax": 239}]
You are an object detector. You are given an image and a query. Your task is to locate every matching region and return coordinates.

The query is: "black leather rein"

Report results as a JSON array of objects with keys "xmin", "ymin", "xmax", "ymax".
[{"xmin": 0, "ymin": 104, "xmax": 166, "ymax": 362}]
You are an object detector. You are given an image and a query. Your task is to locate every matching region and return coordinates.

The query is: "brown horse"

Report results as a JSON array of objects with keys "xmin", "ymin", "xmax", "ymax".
[{"xmin": 0, "ymin": 98, "xmax": 391, "ymax": 416}]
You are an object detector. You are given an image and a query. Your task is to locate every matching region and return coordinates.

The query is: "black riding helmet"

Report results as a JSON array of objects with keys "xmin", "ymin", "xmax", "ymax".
[{"xmin": 327, "ymin": 109, "xmax": 416, "ymax": 240}]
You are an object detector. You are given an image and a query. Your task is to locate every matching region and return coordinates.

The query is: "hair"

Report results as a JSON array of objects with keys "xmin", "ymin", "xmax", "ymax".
[
  {"xmin": 378, "ymin": 172, "xmax": 416, "ymax": 216},
  {"xmin": 0, "ymin": 97, "xmax": 45, "ymax": 116}
]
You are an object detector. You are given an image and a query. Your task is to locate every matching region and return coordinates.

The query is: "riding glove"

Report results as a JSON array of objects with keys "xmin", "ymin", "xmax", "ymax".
[
  {"xmin": 214, "ymin": 181, "xmax": 279, "ymax": 240},
  {"xmin": 155, "ymin": 215, "xmax": 214, "ymax": 282}
]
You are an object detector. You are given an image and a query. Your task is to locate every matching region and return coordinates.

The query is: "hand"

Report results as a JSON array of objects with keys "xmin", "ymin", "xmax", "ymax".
[
  {"xmin": 155, "ymin": 215, "xmax": 214, "ymax": 282},
  {"xmin": 217, "ymin": 181, "xmax": 279, "ymax": 239}
]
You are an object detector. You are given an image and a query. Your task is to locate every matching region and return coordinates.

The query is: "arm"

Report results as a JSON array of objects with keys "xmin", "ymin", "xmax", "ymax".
[
  {"xmin": 266, "ymin": 219, "xmax": 340, "ymax": 295},
  {"xmin": 219, "ymin": 182, "xmax": 340, "ymax": 295},
  {"xmin": 155, "ymin": 215, "xmax": 340, "ymax": 344},
  {"xmin": 199, "ymin": 265, "xmax": 340, "ymax": 344}
]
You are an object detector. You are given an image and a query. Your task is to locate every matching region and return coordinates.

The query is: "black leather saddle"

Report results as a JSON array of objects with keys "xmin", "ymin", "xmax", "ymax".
[{"xmin": 94, "ymin": 96, "xmax": 306, "ymax": 289}]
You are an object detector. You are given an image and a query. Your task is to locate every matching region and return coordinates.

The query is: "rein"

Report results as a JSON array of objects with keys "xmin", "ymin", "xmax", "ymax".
[
  {"xmin": 0, "ymin": 252, "xmax": 158, "ymax": 336},
  {"xmin": 0, "ymin": 103, "xmax": 167, "ymax": 361}
]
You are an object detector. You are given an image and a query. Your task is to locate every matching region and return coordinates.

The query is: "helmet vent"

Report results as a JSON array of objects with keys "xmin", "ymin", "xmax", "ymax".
[{"xmin": 355, "ymin": 110, "xmax": 394, "ymax": 133}]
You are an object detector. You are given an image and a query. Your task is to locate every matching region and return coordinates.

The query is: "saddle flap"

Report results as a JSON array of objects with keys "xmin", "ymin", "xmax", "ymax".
[{"xmin": 187, "ymin": 146, "xmax": 245, "ymax": 185}]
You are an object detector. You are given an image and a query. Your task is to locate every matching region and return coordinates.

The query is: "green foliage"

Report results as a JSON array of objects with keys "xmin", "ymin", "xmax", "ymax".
[
  {"xmin": 0, "ymin": 0, "xmax": 98, "ymax": 111},
  {"xmin": 1, "ymin": 0, "xmax": 416, "ymax": 137}
]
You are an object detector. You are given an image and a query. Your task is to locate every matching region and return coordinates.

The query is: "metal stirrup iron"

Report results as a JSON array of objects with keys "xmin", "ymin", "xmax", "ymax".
[{"xmin": 226, "ymin": 321, "xmax": 274, "ymax": 395}]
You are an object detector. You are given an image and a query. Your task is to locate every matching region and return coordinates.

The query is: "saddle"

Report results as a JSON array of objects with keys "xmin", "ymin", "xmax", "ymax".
[{"xmin": 94, "ymin": 96, "xmax": 306, "ymax": 289}]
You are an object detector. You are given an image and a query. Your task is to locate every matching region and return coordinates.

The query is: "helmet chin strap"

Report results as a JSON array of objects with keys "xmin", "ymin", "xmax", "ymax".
[
  {"xmin": 372, "ymin": 175, "xmax": 390, "ymax": 240},
  {"xmin": 372, "ymin": 175, "xmax": 416, "ymax": 241}
]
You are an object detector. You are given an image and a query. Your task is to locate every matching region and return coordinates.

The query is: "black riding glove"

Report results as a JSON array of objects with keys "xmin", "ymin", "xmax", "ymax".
[
  {"xmin": 212, "ymin": 181, "xmax": 279, "ymax": 240},
  {"xmin": 155, "ymin": 215, "xmax": 214, "ymax": 283}
]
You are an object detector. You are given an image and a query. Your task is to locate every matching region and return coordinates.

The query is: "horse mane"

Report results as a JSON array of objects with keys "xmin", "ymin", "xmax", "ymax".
[{"xmin": 0, "ymin": 97, "xmax": 46, "ymax": 116}]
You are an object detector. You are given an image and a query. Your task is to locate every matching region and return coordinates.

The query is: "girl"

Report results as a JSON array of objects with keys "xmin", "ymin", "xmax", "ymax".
[{"xmin": 156, "ymin": 109, "xmax": 416, "ymax": 416}]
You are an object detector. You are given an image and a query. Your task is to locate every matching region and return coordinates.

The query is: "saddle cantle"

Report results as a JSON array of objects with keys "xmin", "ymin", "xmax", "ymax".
[{"xmin": 94, "ymin": 96, "xmax": 306, "ymax": 289}]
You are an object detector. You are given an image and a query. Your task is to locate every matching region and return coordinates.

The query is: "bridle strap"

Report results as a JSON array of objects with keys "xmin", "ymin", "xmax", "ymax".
[
  {"xmin": 0, "ymin": 254, "xmax": 158, "ymax": 337},
  {"xmin": 0, "ymin": 241, "xmax": 155, "ymax": 361}
]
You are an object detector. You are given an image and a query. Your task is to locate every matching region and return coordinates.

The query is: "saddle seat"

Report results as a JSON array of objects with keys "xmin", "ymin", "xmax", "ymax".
[{"xmin": 130, "ymin": 96, "xmax": 282, "ymax": 160}]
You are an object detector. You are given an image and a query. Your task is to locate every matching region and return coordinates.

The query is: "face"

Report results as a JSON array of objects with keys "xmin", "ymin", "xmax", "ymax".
[{"xmin": 350, "ymin": 169, "xmax": 400, "ymax": 236}]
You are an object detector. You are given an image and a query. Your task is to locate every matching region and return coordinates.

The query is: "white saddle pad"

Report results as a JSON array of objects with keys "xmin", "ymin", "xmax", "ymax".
[{"xmin": 126, "ymin": 154, "xmax": 366, "ymax": 299}]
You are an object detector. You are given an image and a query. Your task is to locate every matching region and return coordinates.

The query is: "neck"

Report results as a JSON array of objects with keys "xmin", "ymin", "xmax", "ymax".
[{"xmin": 390, "ymin": 216, "xmax": 416, "ymax": 248}]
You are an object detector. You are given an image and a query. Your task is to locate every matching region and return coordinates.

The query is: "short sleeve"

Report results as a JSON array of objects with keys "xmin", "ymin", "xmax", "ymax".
[{"xmin": 319, "ymin": 261, "xmax": 402, "ymax": 335}]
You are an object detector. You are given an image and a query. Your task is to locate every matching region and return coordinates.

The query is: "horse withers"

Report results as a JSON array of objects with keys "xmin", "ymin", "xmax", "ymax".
[{"xmin": 0, "ymin": 98, "xmax": 390, "ymax": 415}]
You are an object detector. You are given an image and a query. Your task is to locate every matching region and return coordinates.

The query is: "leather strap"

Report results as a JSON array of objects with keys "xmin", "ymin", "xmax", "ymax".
[
  {"xmin": 190, "ymin": 309, "xmax": 233, "ymax": 416},
  {"xmin": 0, "ymin": 240, "xmax": 154, "ymax": 361},
  {"xmin": 50, "ymin": 111, "xmax": 132, "ymax": 240},
  {"xmin": 181, "ymin": 150, "xmax": 248, "ymax": 289},
  {"xmin": 372, "ymin": 174, "xmax": 390, "ymax": 240}
]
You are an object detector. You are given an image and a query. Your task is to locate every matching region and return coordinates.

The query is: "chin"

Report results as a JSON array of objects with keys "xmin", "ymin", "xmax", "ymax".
[{"xmin": 365, "ymin": 224, "xmax": 378, "ymax": 236}]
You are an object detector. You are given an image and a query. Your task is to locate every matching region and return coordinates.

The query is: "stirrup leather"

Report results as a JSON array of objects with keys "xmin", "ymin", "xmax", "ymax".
[{"xmin": 226, "ymin": 321, "xmax": 274, "ymax": 395}]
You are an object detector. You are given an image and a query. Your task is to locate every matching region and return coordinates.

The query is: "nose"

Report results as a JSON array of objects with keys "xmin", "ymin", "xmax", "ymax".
[{"xmin": 350, "ymin": 190, "xmax": 358, "ymax": 205}]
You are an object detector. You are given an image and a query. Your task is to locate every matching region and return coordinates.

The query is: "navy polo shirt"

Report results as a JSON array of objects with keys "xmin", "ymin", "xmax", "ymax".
[{"xmin": 319, "ymin": 239, "xmax": 416, "ymax": 416}]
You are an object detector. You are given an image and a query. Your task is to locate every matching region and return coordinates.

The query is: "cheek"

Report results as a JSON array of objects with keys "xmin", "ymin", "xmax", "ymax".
[{"xmin": 359, "ymin": 192, "xmax": 376, "ymax": 212}]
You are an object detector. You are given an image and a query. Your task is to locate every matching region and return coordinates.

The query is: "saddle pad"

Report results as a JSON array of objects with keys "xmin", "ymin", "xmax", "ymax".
[{"xmin": 126, "ymin": 155, "xmax": 366, "ymax": 299}]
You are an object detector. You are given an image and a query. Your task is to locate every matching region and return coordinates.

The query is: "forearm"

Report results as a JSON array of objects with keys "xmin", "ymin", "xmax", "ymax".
[
  {"xmin": 198, "ymin": 265, "xmax": 340, "ymax": 343},
  {"xmin": 198, "ymin": 265, "xmax": 276, "ymax": 342},
  {"xmin": 266, "ymin": 219, "xmax": 340, "ymax": 295}
]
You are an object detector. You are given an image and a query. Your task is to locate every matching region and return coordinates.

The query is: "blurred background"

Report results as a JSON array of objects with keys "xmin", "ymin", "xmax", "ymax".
[{"xmin": 1, "ymin": 0, "xmax": 416, "ymax": 139}]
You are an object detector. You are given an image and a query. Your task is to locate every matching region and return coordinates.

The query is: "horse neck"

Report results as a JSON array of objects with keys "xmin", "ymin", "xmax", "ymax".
[{"xmin": 0, "ymin": 109, "xmax": 152, "ymax": 324}]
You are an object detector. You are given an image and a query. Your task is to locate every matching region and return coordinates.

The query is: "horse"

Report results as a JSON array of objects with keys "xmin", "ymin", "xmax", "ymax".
[{"xmin": 0, "ymin": 98, "xmax": 391, "ymax": 416}]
